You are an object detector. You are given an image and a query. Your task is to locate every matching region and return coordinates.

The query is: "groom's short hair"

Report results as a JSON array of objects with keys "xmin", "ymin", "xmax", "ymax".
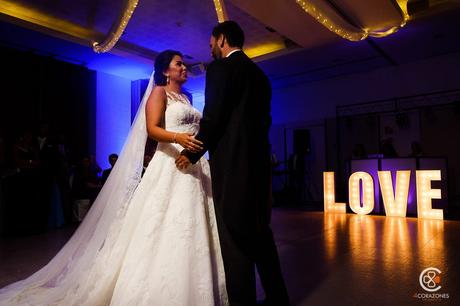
[{"xmin": 212, "ymin": 20, "xmax": 244, "ymax": 49}]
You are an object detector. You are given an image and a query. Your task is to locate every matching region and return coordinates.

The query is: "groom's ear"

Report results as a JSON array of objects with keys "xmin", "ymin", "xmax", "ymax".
[{"xmin": 220, "ymin": 35, "xmax": 225, "ymax": 48}]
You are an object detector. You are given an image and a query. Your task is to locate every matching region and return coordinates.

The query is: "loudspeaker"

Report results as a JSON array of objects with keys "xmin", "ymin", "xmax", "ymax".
[{"xmin": 293, "ymin": 129, "xmax": 311, "ymax": 155}]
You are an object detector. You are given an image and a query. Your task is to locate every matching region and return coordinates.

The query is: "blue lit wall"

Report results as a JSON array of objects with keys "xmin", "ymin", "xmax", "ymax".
[
  {"xmin": 184, "ymin": 76, "xmax": 206, "ymax": 112},
  {"xmin": 96, "ymin": 72, "xmax": 132, "ymax": 170}
]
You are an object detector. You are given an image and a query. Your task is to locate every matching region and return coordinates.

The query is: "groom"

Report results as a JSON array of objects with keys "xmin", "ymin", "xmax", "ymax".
[{"xmin": 176, "ymin": 21, "xmax": 289, "ymax": 306}]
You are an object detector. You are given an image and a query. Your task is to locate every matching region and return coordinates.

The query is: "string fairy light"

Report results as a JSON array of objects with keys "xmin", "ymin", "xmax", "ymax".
[
  {"xmin": 93, "ymin": 0, "xmax": 139, "ymax": 53},
  {"xmin": 213, "ymin": 0, "xmax": 228, "ymax": 23},
  {"xmin": 295, "ymin": 0, "xmax": 366, "ymax": 41},
  {"xmin": 295, "ymin": 0, "xmax": 409, "ymax": 42}
]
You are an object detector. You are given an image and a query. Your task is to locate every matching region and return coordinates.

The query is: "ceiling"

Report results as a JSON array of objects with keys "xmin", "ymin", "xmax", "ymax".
[{"xmin": 0, "ymin": 0, "xmax": 459, "ymax": 85}]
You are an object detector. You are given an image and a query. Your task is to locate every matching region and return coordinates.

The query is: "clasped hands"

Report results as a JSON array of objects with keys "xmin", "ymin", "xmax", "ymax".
[{"xmin": 174, "ymin": 133, "xmax": 203, "ymax": 170}]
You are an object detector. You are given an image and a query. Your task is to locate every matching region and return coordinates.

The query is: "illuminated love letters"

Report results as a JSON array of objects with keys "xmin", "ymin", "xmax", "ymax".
[{"xmin": 323, "ymin": 170, "xmax": 443, "ymax": 220}]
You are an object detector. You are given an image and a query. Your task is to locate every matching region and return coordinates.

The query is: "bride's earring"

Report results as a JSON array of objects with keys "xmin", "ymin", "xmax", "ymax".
[{"xmin": 166, "ymin": 75, "xmax": 170, "ymax": 84}]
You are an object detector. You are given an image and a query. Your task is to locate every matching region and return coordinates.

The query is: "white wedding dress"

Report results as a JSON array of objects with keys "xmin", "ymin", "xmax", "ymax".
[{"xmin": 0, "ymin": 89, "xmax": 228, "ymax": 306}]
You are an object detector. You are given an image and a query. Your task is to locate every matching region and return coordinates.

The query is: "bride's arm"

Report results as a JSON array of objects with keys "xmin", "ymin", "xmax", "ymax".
[{"xmin": 145, "ymin": 86, "xmax": 203, "ymax": 152}]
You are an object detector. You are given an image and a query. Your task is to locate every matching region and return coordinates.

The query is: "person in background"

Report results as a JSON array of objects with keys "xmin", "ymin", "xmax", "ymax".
[
  {"xmin": 101, "ymin": 153, "xmax": 118, "ymax": 184},
  {"xmin": 380, "ymin": 138, "xmax": 398, "ymax": 158},
  {"xmin": 12, "ymin": 130, "xmax": 40, "ymax": 171},
  {"xmin": 8, "ymin": 130, "xmax": 47, "ymax": 234},
  {"xmin": 37, "ymin": 123, "xmax": 49, "ymax": 151},
  {"xmin": 71, "ymin": 156, "xmax": 101, "ymax": 204}
]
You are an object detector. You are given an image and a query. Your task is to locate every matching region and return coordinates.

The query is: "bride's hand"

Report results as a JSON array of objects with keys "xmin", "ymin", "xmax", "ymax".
[
  {"xmin": 175, "ymin": 155, "xmax": 191, "ymax": 170},
  {"xmin": 175, "ymin": 133, "xmax": 204, "ymax": 153}
]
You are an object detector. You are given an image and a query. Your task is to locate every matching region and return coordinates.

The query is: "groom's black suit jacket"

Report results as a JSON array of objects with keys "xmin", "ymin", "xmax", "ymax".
[
  {"xmin": 185, "ymin": 51, "xmax": 272, "ymax": 251},
  {"xmin": 186, "ymin": 51, "xmax": 290, "ymax": 306}
]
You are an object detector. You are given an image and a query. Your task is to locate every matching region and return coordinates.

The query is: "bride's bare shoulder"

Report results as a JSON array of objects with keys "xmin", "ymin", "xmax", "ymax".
[
  {"xmin": 151, "ymin": 86, "xmax": 167, "ymax": 97},
  {"xmin": 148, "ymin": 86, "xmax": 167, "ymax": 103}
]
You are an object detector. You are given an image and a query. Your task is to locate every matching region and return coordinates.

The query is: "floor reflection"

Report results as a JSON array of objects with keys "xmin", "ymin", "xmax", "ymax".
[
  {"xmin": 271, "ymin": 210, "xmax": 458, "ymax": 305},
  {"xmin": 1, "ymin": 210, "xmax": 458, "ymax": 306}
]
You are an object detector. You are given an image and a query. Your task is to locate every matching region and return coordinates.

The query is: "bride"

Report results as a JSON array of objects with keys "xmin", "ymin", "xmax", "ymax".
[{"xmin": 0, "ymin": 50, "xmax": 228, "ymax": 305}]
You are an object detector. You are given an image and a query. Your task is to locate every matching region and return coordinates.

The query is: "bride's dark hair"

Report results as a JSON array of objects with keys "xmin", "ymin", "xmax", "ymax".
[{"xmin": 154, "ymin": 50, "xmax": 183, "ymax": 85}]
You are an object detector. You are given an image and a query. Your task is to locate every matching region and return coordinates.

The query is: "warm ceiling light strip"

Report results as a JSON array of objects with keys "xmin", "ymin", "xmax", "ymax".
[
  {"xmin": 295, "ymin": 0, "xmax": 409, "ymax": 41},
  {"xmin": 213, "ymin": 0, "xmax": 228, "ymax": 22},
  {"xmin": 0, "ymin": 0, "xmax": 98, "ymax": 40},
  {"xmin": 245, "ymin": 41, "xmax": 286, "ymax": 59},
  {"xmin": 92, "ymin": 0, "xmax": 139, "ymax": 53},
  {"xmin": 295, "ymin": 0, "xmax": 366, "ymax": 41},
  {"xmin": 395, "ymin": 0, "xmax": 410, "ymax": 20},
  {"xmin": 366, "ymin": 0, "xmax": 409, "ymax": 38}
]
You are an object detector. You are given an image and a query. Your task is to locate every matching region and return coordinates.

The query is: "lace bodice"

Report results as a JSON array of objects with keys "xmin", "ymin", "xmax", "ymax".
[{"xmin": 164, "ymin": 91, "xmax": 201, "ymax": 134}]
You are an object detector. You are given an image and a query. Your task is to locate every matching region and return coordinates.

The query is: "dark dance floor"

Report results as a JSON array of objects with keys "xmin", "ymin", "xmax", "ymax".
[{"xmin": 1, "ymin": 208, "xmax": 459, "ymax": 305}]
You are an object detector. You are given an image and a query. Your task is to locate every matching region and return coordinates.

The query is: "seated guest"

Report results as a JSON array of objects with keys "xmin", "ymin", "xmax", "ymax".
[
  {"xmin": 71, "ymin": 156, "xmax": 100, "ymax": 222},
  {"xmin": 12, "ymin": 130, "xmax": 40, "ymax": 171},
  {"xmin": 36, "ymin": 123, "xmax": 50, "ymax": 152},
  {"xmin": 89, "ymin": 154, "xmax": 102, "ymax": 177},
  {"xmin": 71, "ymin": 156, "xmax": 101, "ymax": 204},
  {"xmin": 101, "ymin": 153, "xmax": 118, "ymax": 184},
  {"xmin": 6, "ymin": 130, "xmax": 47, "ymax": 235},
  {"xmin": 380, "ymin": 138, "xmax": 398, "ymax": 158}
]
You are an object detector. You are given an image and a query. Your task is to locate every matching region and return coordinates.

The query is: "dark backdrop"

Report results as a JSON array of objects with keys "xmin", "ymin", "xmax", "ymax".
[{"xmin": 0, "ymin": 44, "xmax": 96, "ymax": 166}]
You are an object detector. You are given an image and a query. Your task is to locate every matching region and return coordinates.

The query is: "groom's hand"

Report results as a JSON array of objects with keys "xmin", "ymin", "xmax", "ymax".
[
  {"xmin": 175, "ymin": 154, "xmax": 191, "ymax": 170},
  {"xmin": 175, "ymin": 133, "xmax": 203, "ymax": 153}
]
